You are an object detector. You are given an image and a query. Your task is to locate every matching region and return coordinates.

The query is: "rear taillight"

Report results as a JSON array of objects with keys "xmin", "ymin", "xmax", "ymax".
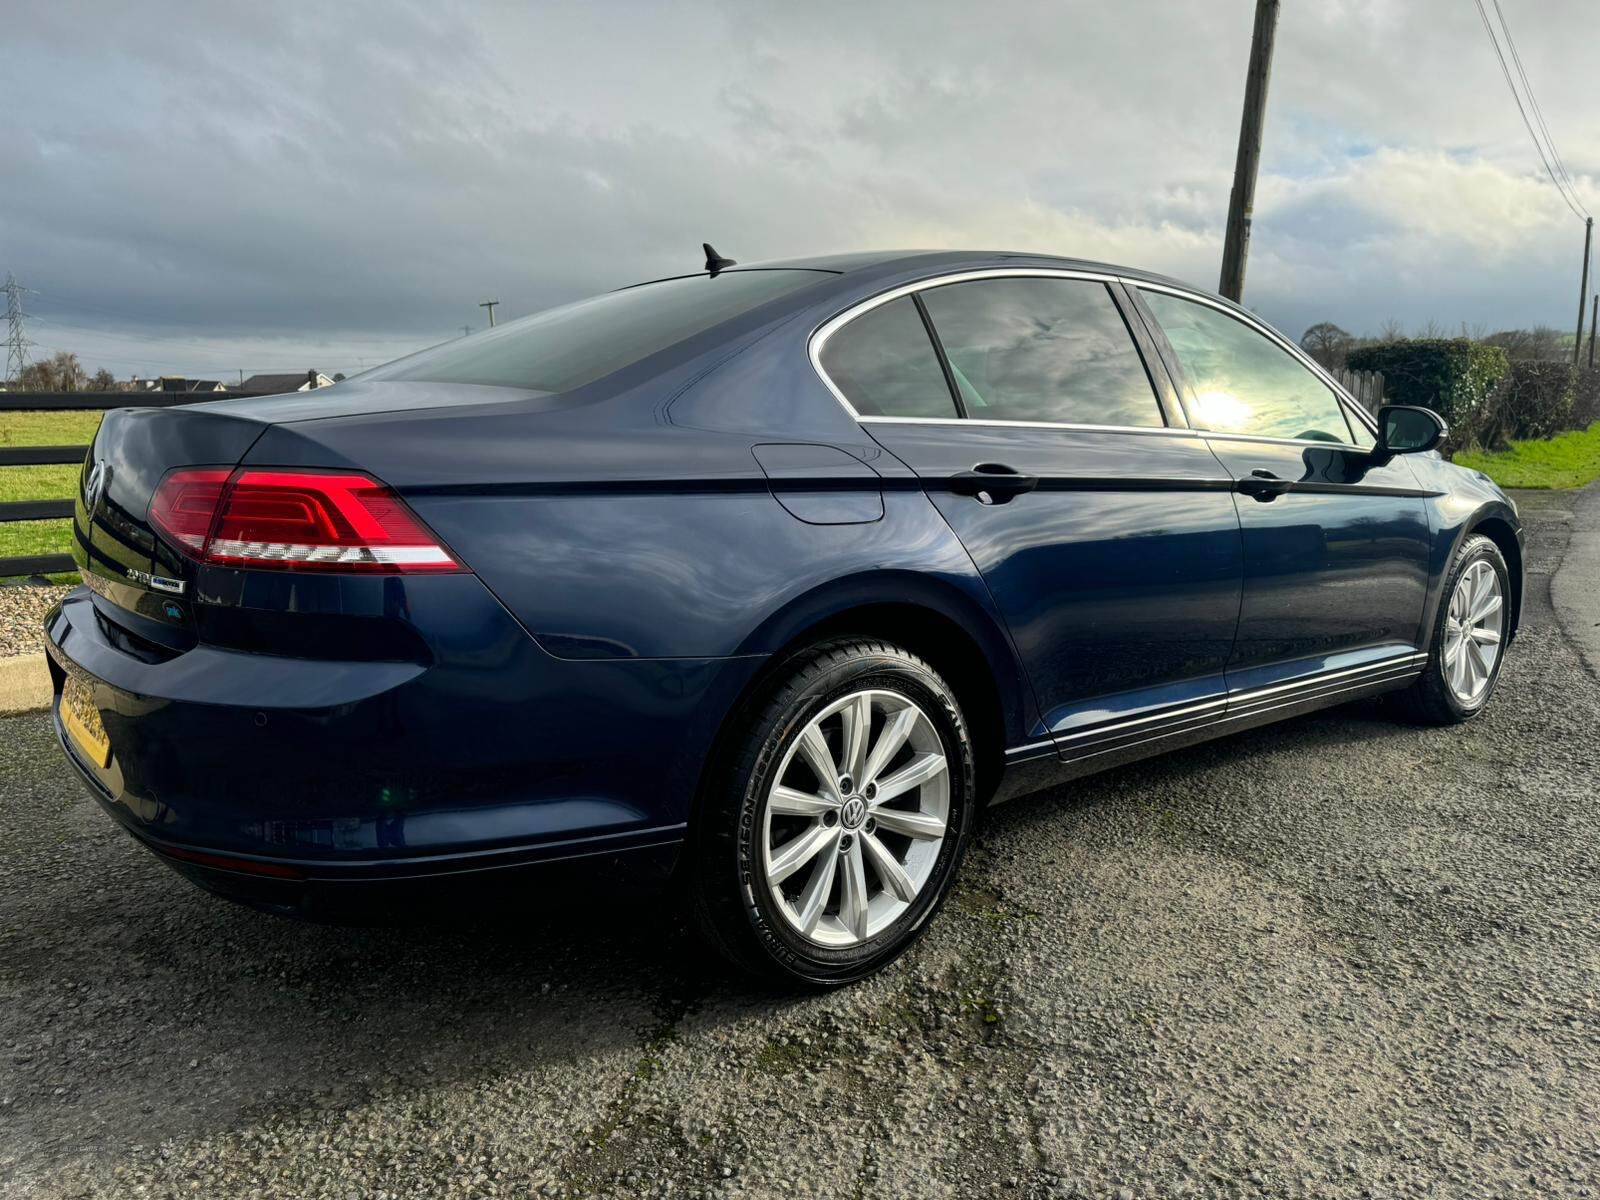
[{"xmin": 150, "ymin": 467, "xmax": 463, "ymax": 573}]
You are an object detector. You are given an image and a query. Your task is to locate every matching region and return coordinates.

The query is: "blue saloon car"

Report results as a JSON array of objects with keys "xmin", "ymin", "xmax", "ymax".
[{"xmin": 45, "ymin": 249, "xmax": 1521, "ymax": 984}]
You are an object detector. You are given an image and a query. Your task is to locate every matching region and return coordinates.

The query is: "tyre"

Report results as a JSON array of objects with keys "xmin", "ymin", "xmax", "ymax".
[
  {"xmin": 691, "ymin": 638, "xmax": 976, "ymax": 987},
  {"xmin": 1396, "ymin": 534, "xmax": 1510, "ymax": 726}
]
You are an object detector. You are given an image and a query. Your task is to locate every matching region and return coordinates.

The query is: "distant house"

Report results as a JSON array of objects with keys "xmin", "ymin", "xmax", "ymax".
[
  {"xmin": 238, "ymin": 370, "xmax": 335, "ymax": 395},
  {"xmin": 135, "ymin": 376, "xmax": 228, "ymax": 393}
]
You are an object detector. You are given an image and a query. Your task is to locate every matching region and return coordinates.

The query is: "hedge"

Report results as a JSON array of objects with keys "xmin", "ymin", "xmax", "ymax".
[
  {"xmin": 1574, "ymin": 367, "xmax": 1600, "ymax": 428},
  {"xmin": 1345, "ymin": 339, "xmax": 1510, "ymax": 429},
  {"xmin": 1495, "ymin": 361, "xmax": 1576, "ymax": 443}
]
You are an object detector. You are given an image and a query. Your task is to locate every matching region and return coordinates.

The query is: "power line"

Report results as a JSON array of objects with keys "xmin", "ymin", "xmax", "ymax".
[
  {"xmin": 1471, "ymin": 0, "xmax": 1587, "ymax": 222},
  {"xmin": 1491, "ymin": 0, "xmax": 1589, "ymax": 218}
]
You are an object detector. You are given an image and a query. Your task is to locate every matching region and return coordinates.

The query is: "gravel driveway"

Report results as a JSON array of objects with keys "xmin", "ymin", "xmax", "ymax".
[{"xmin": 2, "ymin": 489, "xmax": 1597, "ymax": 1199}]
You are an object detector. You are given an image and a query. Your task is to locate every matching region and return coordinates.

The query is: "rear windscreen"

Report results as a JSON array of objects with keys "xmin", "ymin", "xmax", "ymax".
[{"xmin": 369, "ymin": 270, "xmax": 827, "ymax": 393}]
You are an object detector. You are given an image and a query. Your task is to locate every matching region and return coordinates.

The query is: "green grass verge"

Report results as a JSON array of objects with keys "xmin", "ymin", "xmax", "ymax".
[
  {"xmin": 0, "ymin": 410, "xmax": 102, "ymax": 447},
  {"xmin": 0, "ymin": 464, "xmax": 78, "ymax": 503},
  {"xmin": 2, "ymin": 411, "xmax": 95, "ymax": 578},
  {"xmin": 1454, "ymin": 421, "xmax": 1600, "ymax": 490},
  {"xmin": 0, "ymin": 518, "xmax": 75, "ymax": 575}
]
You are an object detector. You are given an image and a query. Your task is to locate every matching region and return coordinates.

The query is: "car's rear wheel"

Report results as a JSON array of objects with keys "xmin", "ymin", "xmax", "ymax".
[
  {"xmin": 691, "ymin": 639, "xmax": 976, "ymax": 986},
  {"xmin": 1397, "ymin": 534, "xmax": 1510, "ymax": 725}
]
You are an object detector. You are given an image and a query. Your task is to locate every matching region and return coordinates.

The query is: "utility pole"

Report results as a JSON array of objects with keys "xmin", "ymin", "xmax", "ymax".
[
  {"xmin": 1589, "ymin": 293, "xmax": 1597, "ymax": 368},
  {"xmin": 4, "ymin": 272, "xmax": 30, "ymax": 385},
  {"xmin": 1218, "ymin": 0, "xmax": 1281, "ymax": 303},
  {"xmin": 1576, "ymin": 217, "xmax": 1593, "ymax": 365},
  {"xmin": 478, "ymin": 299, "xmax": 499, "ymax": 328}
]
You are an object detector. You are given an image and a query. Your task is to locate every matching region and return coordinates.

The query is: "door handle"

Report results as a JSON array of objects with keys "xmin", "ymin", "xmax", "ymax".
[
  {"xmin": 1236, "ymin": 469, "xmax": 1294, "ymax": 501},
  {"xmin": 948, "ymin": 463, "xmax": 1039, "ymax": 504}
]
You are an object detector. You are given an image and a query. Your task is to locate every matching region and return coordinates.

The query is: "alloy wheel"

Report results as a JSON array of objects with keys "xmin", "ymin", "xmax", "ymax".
[
  {"xmin": 760, "ymin": 689, "xmax": 949, "ymax": 948},
  {"xmin": 1442, "ymin": 559, "xmax": 1504, "ymax": 705}
]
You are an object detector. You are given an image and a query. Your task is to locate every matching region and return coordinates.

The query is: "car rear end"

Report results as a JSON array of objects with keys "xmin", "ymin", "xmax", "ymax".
[{"xmin": 44, "ymin": 401, "xmax": 700, "ymax": 914}]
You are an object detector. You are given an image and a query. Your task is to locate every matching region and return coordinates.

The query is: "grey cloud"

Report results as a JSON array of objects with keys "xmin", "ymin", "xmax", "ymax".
[{"xmin": 3, "ymin": 0, "xmax": 1597, "ymax": 378}]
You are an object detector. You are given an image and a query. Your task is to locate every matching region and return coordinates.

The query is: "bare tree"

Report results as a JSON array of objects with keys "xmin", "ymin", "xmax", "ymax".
[
  {"xmin": 87, "ymin": 367, "xmax": 118, "ymax": 392},
  {"xmin": 1299, "ymin": 322, "xmax": 1354, "ymax": 369},
  {"xmin": 1379, "ymin": 317, "xmax": 1407, "ymax": 342},
  {"xmin": 17, "ymin": 350, "xmax": 88, "ymax": 391},
  {"xmin": 1483, "ymin": 326, "xmax": 1567, "ymax": 361}
]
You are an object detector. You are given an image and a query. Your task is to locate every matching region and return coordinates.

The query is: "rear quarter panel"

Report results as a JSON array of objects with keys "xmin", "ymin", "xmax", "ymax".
[{"xmin": 243, "ymin": 344, "xmax": 1042, "ymax": 750}]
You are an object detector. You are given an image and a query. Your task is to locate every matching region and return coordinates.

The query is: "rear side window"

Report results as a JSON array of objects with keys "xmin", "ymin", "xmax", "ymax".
[
  {"xmin": 918, "ymin": 277, "xmax": 1164, "ymax": 427},
  {"xmin": 371, "ymin": 270, "xmax": 824, "ymax": 393},
  {"xmin": 818, "ymin": 296, "xmax": 960, "ymax": 418},
  {"xmin": 1140, "ymin": 290, "xmax": 1357, "ymax": 443}
]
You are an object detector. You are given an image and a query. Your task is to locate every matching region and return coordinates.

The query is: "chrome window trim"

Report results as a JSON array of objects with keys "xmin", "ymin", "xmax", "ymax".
[
  {"xmin": 859, "ymin": 415, "xmax": 1201, "ymax": 438},
  {"xmin": 1132, "ymin": 280, "xmax": 1382, "ymax": 445},
  {"xmin": 1198, "ymin": 429, "xmax": 1369, "ymax": 453},
  {"xmin": 809, "ymin": 266, "xmax": 1382, "ymax": 446},
  {"xmin": 808, "ymin": 267, "xmax": 1173, "ymax": 436}
]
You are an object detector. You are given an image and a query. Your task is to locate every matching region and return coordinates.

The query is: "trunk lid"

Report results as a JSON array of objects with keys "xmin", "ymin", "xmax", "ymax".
[{"xmin": 74, "ymin": 406, "xmax": 268, "ymax": 635}]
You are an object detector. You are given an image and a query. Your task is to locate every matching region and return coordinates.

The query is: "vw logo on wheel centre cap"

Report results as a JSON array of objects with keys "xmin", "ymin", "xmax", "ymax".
[{"xmin": 840, "ymin": 796, "xmax": 867, "ymax": 829}]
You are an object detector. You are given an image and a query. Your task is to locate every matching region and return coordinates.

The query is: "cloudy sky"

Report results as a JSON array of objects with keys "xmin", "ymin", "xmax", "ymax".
[{"xmin": 4, "ymin": 0, "xmax": 1598, "ymax": 381}]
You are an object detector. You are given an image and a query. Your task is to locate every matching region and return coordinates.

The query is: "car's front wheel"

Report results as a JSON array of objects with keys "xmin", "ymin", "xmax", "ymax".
[
  {"xmin": 1398, "ymin": 533, "xmax": 1511, "ymax": 725},
  {"xmin": 691, "ymin": 639, "xmax": 976, "ymax": 986}
]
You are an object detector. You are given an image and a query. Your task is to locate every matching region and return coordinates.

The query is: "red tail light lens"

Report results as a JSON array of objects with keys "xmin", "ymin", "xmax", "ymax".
[
  {"xmin": 147, "ymin": 468, "xmax": 232, "ymax": 553},
  {"xmin": 150, "ymin": 468, "xmax": 463, "ymax": 573}
]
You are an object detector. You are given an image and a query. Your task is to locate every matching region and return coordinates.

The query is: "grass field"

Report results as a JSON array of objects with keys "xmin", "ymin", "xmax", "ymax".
[
  {"xmin": 1, "ymin": 410, "xmax": 98, "ymax": 579},
  {"xmin": 1454, "ymin": 421, "xmax": 1600, "ymax": 490}
]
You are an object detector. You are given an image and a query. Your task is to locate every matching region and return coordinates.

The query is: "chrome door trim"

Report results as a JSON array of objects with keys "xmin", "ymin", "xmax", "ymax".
[
  {"xmin": 1042, "ymin": 650, "xmax": 1428, "ymax": 764},
  {"xmin": 808, "ymin": 266, "xmax": 1381, "ymax": 445},
  {"xmin": 859, "ymin": 415, "xmax": 1201, "ymax": 437},
  {"xmin": 809, "ymin": 267, "xmax": 1177, "ymax": 437}
]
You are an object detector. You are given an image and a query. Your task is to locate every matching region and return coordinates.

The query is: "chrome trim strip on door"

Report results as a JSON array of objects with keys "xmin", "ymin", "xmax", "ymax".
[
  {"xmin": 1048, "ymin": 652, "xmax": 1427, "ymax": 763},
  {"xmin": 1054, "ymin": 696, "xmax": 1229, "ymax": 745},
  {"xmin": 1058, "ymin": 668, "xmax": 1424, "ymax": 768},
  {"xmin": 1004, "ymin": 738, "xmax": 1061, "ymax": 764}
]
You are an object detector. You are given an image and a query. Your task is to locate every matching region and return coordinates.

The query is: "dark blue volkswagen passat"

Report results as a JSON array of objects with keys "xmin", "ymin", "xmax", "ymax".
[{"xmin": 45, "ymin": 250, "xmax": 1522, "ymax": 984}]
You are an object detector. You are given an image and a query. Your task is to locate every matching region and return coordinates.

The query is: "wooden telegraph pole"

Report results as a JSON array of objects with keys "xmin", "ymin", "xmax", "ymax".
[
  {"xmin": 1589, "ymin": 293, "xmax": 1597, "ymax": 368},
  {"xmin": 1577, "ymin": 218, "xmax": 1594, "ymax": 364},
  {"xmin": 1219, "ymin": 0, "xmax": 1281, "ymax": 302}
]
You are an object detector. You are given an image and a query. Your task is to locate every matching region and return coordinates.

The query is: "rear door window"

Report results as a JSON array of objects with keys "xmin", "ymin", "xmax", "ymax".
[
  {"xmin": 818, "ymin": 296, "xmax": 960, "ymax": 418},
  {"xmin": 1140, "ymin": 290, "xmax": 1357, "ymax": 443},
  {"xmin": 917, "ymin": 277, "xmax": 1164, "ymax": 427}
]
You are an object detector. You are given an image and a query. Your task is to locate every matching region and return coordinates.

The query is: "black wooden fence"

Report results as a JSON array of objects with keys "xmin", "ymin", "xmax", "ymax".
[
  {"xmin": 0, "ymin": 390, "xmax": 269, "ymax": 578},
  {"xmin": 1332, "ymin": 368, "xmax": 1386, "ymax": 414}
]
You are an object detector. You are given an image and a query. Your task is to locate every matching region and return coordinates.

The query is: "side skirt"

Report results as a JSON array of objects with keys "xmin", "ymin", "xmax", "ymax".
[{"xmin": 989, "ymin": 652, "xmax": 1426, "ymax": 804}]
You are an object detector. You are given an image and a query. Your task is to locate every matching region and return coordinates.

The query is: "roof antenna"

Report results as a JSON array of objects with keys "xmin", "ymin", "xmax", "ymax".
[{"xmin": 703, "ymin": 242, "xmax": 737, "ymax": 276}]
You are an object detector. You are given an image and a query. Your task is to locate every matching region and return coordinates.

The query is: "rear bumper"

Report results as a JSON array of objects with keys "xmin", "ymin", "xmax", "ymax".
[{"xmin": 44, "ymin": 583, "xmax": 762, "ymax": 902}]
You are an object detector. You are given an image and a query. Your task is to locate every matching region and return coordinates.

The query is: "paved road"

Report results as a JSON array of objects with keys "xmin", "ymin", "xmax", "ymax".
[{"xmin": 3, "ymin": 489, "xmax": 1598, "ymax": 1199}]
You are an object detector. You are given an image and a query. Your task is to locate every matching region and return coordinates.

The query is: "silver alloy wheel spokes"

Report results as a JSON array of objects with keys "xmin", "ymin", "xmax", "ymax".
[
  {"xmin": 1442, "ymin": 559, "xmax": 1504, "ymax": 704},
  {"xmin": 761, "ymin": 689, "xmax": 949, "ymax": 948}
]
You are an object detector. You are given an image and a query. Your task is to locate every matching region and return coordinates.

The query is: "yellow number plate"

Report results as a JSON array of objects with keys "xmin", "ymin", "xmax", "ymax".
[{"xmin": 60, "ymin": 673, "xmax": 111, "ymax": 769}]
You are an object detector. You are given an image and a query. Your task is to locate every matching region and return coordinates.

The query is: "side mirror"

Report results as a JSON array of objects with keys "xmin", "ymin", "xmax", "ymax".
[{"xmin": 1377, "ymin": 405, "xmax": 1447, "ymax": 455}]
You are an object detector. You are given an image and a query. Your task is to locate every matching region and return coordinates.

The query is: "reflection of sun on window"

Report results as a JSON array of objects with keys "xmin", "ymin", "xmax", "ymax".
[{"xmin": 1192, "ymin": 389, "xmax": 1252, "ymax": 431}]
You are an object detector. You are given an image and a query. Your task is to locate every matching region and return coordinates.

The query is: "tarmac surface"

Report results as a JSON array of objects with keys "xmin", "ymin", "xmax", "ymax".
[{"xmin": 2, "ymin": 486, "xmax": 1597, "ymax": 1198}]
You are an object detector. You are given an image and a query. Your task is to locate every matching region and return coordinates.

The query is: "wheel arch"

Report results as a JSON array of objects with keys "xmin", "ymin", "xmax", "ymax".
[
  {"xmin": 696, "ymin": 572, "xmax": 1034, "ymax": 826},
  {"xmin": 1464, "ymin": 508, "xmax": 1524, "ymax": 640}
]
